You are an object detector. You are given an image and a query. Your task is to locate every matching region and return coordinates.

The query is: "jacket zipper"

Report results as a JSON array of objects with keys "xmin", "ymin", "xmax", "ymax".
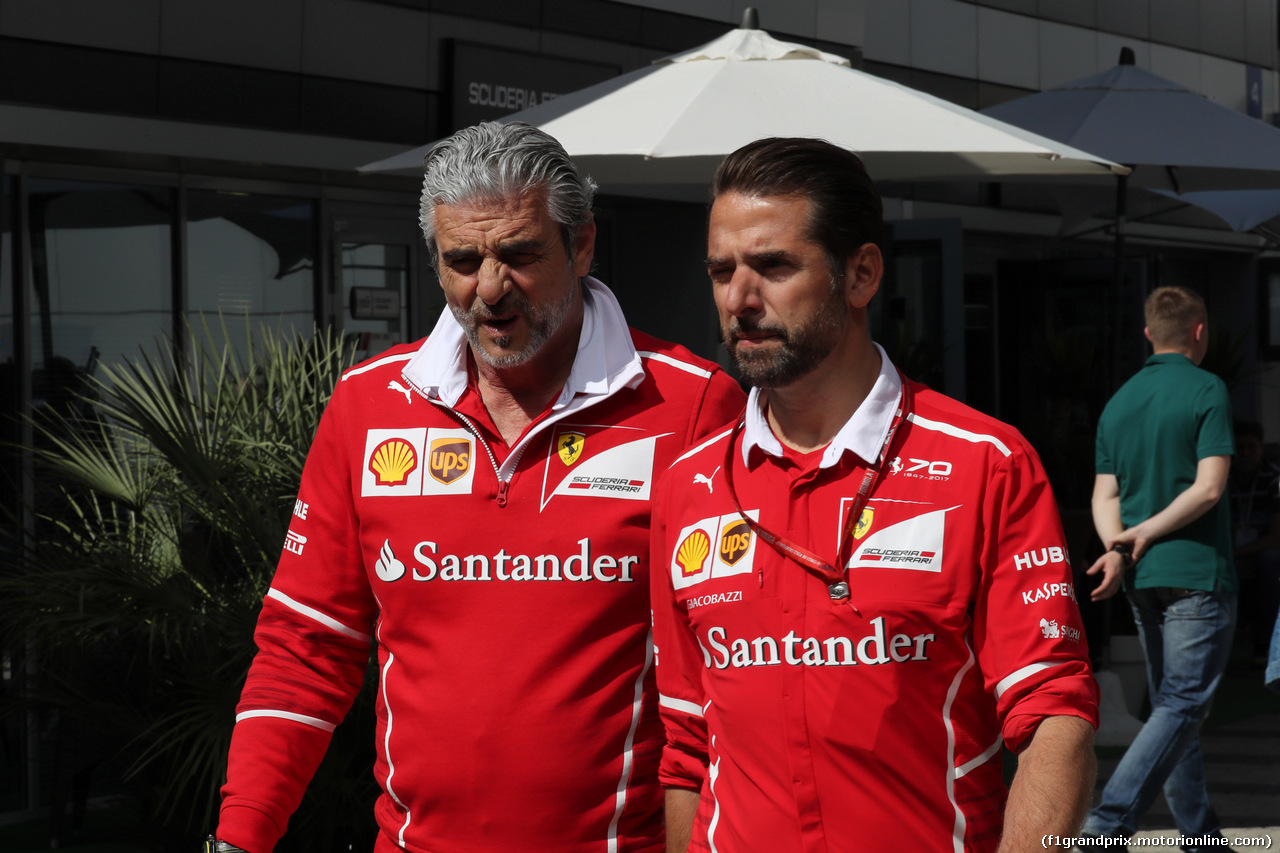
[{"xmin": 428, "ymin": 399, "xmax": 528, "ymax": 508}]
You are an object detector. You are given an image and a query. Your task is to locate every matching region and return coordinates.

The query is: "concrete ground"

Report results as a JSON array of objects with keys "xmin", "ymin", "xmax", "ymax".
[{"xmin": 1087, "ymin": 677, "xmax": 1279, "ymax": 852}]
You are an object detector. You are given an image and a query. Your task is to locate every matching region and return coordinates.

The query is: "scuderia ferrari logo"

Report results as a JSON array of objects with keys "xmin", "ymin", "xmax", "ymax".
[
  {"xmin": 558, "ymin": 432, "xmax": 585, "ymax": 466},
  {"xmin": 853, "ymin": 507, "xmax": 874, "ymax": 540},
  {"xmin": 845, "ymin": 503, "xmax": 958, "ymax": 572},
  {"xmin": 362, "ymin": 428, "xmax": 477, "ymax": 496},
  {"xmin": 540, "ymin": 425, "xmax": 671, "ymax": 509}
]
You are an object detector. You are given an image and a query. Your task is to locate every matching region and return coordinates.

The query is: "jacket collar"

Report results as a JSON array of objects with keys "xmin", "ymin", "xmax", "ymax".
[
  {"xmin": 401, "ymin": 276, "xmax": 645, "ymax": 409},
  {"xmin": 741, "ymin": 342, "xmax": 901, "ymax": 470}
]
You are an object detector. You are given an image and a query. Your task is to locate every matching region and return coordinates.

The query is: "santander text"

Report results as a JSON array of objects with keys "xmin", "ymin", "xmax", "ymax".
[
  {"xmin": 406, "ymin": 537, "xmax": 637, "ymax": 583},
  {"xmin": 700, "ymin": 617, "xmax": 936, "ymax": 669}
]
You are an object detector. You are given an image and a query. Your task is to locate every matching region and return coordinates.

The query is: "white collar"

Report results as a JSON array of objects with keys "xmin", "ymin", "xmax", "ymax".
[
  {"xmin": 741, "ymin": 343, "xmax": 902, "ymax": 469},
  {"xmin": 400, "ymin": 276, "xmax": 645, "ymax": 408}
]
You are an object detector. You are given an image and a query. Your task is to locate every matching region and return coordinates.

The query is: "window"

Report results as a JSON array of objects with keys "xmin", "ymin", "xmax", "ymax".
[
  {"xmin": 27, "ymin": 179, "xmax": 173, "ymax": 398},
  {"xmin": 186, "ymin": 190, "xmax": 316, "ymax": 359}
]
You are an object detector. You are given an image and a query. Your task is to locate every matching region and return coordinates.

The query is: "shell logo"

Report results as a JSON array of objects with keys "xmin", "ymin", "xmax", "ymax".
[
  {"xmin": 676, "ymin": 529, "xmax": 711, "ymax": 576},
  {"xmin": 369, "ymin": 438, "xmax": 418, "ymax": 486},
  {"xmin": 719, "ymin": 520, "xmax": 752, "ymax": 565}
]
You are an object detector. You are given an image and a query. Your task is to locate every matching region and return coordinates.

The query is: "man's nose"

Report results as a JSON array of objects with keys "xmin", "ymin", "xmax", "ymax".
[
  {"xmin": 719, "ymin": 270, "xmax": 764, "ymax": 316},
  {"xmin": 477, "ymin": 258, "xmax": 510, "ymax": 305}
]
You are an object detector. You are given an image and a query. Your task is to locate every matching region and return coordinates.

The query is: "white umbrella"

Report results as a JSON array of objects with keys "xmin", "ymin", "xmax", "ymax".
[{"xmin": 360, "ymin": 19, "xmax": 1125, "ymax": 186}]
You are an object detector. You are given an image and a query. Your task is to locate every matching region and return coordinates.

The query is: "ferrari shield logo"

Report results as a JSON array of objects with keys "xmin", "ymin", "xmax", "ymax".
[
  {"xmin": 853, "ymin": 507, "xmax": 874, "ymax": 540},
  {"xmin": 558, "ymin": 431, "xmax": 585, "ymax": 466}
]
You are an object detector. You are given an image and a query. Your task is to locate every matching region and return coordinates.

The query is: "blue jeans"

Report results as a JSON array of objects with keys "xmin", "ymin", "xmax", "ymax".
[{"xmin": 1083, "ymin": 587, "xmax": 1236, "ymax": 848}]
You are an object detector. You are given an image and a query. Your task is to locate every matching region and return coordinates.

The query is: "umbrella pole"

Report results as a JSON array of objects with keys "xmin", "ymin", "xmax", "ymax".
[{"xmin": 1110, "ymin": 172, "xmax": 1128, "ymax": 391}]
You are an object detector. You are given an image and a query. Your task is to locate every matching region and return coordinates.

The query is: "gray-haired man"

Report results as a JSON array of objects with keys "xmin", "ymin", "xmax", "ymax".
[{"xmin": 210, "ymin": 122, "xmax": 744, "ymax": 853}]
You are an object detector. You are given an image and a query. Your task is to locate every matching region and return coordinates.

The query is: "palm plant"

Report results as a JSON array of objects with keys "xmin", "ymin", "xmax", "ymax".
[{"xmin": 0, "ymin": 321, "xmax": 377, "ymax": 848}]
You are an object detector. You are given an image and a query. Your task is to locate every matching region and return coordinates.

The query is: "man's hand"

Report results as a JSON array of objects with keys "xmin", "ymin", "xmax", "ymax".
[
  {"xmin": 1086, "ymin": 549, "xmax": 1128, "ymax": 601},
  {"xmin": 1109, "ymin": 525, "xmax": 1151, "ymax": 563}
]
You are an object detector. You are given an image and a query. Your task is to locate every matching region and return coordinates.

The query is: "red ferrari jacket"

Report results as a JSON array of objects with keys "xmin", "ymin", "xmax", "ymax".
[
  {"xmin": 651, "ymin": 349, "xmax": 1098, "ymax": 853},
  {"xmin": 217, "ymin": 279, "xmax": 744, "ymax": 852}
]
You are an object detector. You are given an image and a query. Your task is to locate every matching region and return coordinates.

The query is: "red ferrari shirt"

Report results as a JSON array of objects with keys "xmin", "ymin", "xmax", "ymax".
[
  {"xmin": 217, "ymin": 280, "xmax": 744, "ymax": 853},
  {"xmin": 651, "ymin": 349, "xmax": 1098, "ymax": 853}
]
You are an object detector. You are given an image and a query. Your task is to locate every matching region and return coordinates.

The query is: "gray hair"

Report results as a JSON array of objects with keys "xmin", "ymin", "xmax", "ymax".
[{"xmin": 419, "ymin": 121, "xmax": 597, "ymax": 263}]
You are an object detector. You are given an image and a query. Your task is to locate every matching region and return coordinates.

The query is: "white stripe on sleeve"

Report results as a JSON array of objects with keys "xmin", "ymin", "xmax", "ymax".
[
  {"xmin": 995, "ymin": 661, "xmax": 1063, "ymax": 698},
  {"xmin": 659, "ymin": 693, "xmax": 705, "ymax": 718},
  {"xmin": 235, "ymin": 709, "xmax": 336, "ymax": 732},
  {"xmin": 266, "ymin": 588, "xmax": 373, "ymax": 644}
]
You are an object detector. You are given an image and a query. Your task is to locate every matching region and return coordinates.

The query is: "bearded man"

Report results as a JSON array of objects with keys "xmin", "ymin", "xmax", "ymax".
[{"xmin": 649, "ymin": 138, "xmax": 1099, "ymax": 853}]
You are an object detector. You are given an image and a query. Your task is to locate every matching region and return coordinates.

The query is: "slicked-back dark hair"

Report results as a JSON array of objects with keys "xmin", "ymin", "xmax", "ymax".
[{"xmin": 711, "ymin": 137, "xmax": 884, "ymax": 278}]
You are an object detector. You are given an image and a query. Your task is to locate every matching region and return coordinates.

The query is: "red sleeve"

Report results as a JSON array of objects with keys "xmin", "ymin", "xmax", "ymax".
[
  {"xmin": 218, "ymin": 381, "xmax": 377, "ymax": 851},
  {"xmin": 650, "ymin": 468, "xmax": 711, "ymax": 792},
  {"xmin": 972, "ymin": 436, "xmax": 1100, "ymax": 753},
  {"xmin": 688, "ymin": 369, "xmax": 745, "ymax": 445}
]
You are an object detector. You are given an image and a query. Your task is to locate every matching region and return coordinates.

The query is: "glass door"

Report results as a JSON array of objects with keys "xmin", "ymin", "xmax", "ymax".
[
  {"xmin": 327, "ymin": 205, "xmax": 439, "ymax": 363},
  {"xmin": 340, "ymin": 239, "xmax": 409, "ymax": 361}
]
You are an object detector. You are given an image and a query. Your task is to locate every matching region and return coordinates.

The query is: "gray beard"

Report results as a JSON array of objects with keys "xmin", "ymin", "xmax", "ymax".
[{"xmin": 452, "ymin": 277, "xmax": 579, "ymax": 369}]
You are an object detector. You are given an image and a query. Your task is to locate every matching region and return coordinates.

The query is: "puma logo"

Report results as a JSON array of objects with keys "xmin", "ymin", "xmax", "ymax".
[
  {"xmin": 693, "ymin": 467, "xmax": 720, "ymax": 494},
  {"xmin": 388, "ymin": 380, "xmax": 413, "ymax": 404}
]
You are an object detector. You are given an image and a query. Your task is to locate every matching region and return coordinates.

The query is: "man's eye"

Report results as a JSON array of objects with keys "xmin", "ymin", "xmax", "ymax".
[
  {"xmin": 708, "ymin": 266, "xmax": 732, "ymax": 283},
  {"xmin": 447, "ymin": 258, "xmax": 481, "ymax": 275},
  {"xmin": 502, "ymin": 253, "xmax": 537, "ymax": 267}
]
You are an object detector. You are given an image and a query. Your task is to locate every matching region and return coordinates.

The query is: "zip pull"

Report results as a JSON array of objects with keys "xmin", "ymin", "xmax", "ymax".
[{"xmin": 496, "ymin": 478, "xmax": 510, "ymax": 508}]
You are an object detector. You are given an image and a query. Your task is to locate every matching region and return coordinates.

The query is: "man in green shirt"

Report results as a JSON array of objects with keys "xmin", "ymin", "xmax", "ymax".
[{"xmin": 1082, "ymin": 285, "xmax": 1236, "ymax": 850}]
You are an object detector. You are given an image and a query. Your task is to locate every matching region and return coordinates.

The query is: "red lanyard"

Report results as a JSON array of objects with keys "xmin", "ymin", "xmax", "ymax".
[{"xmin": 721, "ymin": 375, "xmax": 913, "ymax": 606}]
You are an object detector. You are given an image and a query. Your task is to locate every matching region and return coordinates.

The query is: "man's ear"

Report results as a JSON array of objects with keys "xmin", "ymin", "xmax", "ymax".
[
  {"xmin": 572, "ymin": 219, "xmax": 597, "ymax": 278},
  {"xmin": 845, "ymin": 243, "xmax": 883, "ymax": 310},
  {"xmin": 1144, "ymin": 326, "xmax": 1153, "ymax": 344}
]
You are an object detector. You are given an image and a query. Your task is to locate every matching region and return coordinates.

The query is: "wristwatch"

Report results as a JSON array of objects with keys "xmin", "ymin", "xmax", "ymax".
[
  {"xmin": 203, "ymin": 837, "xmax": 248, "ymax": 853},
  {"xmin": 1110, "ymin": 542, "xmax": 1135, "ymax": 567}
]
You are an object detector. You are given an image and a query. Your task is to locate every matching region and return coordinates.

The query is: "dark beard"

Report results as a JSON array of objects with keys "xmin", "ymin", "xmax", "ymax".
[{"xmin": 722, "ymin": 290, "xmax": 848, "ymax": 388}]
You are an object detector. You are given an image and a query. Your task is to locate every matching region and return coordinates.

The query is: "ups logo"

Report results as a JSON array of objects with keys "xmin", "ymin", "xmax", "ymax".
[
  {"xmin": 429, "ymin": 438, "xmax": 471, "ymax": 485},
  {"xmin": 719, "ymin": 520, "xmax": 752, "ymax": 565}
]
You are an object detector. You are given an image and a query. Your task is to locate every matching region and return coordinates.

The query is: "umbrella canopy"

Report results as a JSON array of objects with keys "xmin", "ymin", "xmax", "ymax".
[
  {"xmin": 1150, "ymin": 188, "xmax": 1280, "ymax": 232},
  {"xmin": 982, "ymin": 54, "xmax": 1280, "ymax": 193},
  {"xmin": 361, "ymin": 24, "xmax": 1124, "ymax": 185}
]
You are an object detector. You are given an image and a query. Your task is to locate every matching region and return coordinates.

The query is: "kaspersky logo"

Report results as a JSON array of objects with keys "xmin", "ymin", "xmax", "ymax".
[{"xmin": 362, "ymin": 428, "xmax": 476, "ymax": 496}]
